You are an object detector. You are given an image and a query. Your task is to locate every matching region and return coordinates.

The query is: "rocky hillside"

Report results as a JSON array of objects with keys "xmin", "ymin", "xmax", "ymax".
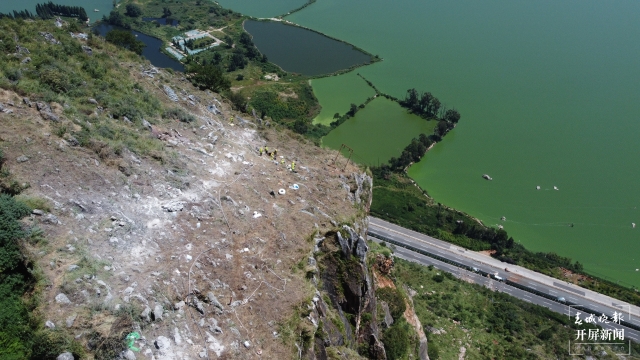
[{"xmin": 0, "ymin": 18, "xmax": 386, "ymax": 360}]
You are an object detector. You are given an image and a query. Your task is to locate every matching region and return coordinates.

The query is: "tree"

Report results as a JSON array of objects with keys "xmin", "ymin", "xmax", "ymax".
[
  {"xmin": 428, "ymin": 97, "xmax": 441, "ymax": 118},
  {"xmin": 105, "ymin": 10, "xmax": 128, "ymax": 28},
  {"xmin": 435, "ymin": 120, "xmax": 449, "ymax": 137},
  {"xmin": 228, "ymin": 52, "xmax": 247, "ymax": 71},
  {"xmin": 444, "ymin": 109, "xmax": 460, "ymax": 123},
  {"xmin": 224, "ymin": 35, "xmax": 233, "ymax": 49},
  {"xmin": 212, "ymin": 51, "xmax": 222, "ymax": 64},
  {"xmin": 188, "ymin": 64, "xmax": 230, "ymax": 92},
  {"xmin": 347, "ymin": 103, "xmax": 358, "ymax": 117},
  {"xmin": 162, "ymin": 7, "xmax": 172, "ymax": 18},
  {"xmin": 228, "ymin": 91, "xmax": 247, "ymax": 112},
  {"xmin": 105, "ymin": 29, "xmax": 145, "ymax": 55},
  {"xmin": 125, "ymin": 4, "xmax": 142, "ymax": 17},
  {"xmin": 239, "ymin": 32, "xmax": 253, "ymax": 47},
  {"xmin": 293, "ymin": 119, "xmax": 308, "ymax": 134},
  {"xmin": 401, "ymin": 88, "xmax": 419, "ymax": 110}
]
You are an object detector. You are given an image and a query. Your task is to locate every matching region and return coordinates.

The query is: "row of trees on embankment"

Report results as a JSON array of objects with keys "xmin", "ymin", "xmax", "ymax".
[
  {"xmin": 370, "ymin": 91, "xmax": 640, "ymax": 307},
  {"xmin": 0, "ymin": 2, "xmax": 88, "ymax": 21},
  {"xmin": 399, "ymin": 88, "xmax": 460, "ymax": 138}
]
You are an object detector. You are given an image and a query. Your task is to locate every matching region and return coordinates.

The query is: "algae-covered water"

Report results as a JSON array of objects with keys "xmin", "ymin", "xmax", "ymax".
[
  {"xmin": 288, "ymin": 0, "xmax": 640, "ymax": 287},
  {"xmin": 311, "ymin": 71, "xmax": 376, "ymax": 125},
  {"xmin": 322, "ymin": 97, "xmax": 436, "ymax": 167}
]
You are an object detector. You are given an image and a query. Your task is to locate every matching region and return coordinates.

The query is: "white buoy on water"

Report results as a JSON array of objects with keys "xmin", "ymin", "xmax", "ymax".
[
  {"xmin": 553, "ymin": 186, "xmax": 559, "ymax": 190},
  {"xmin": 536, "ymin": 186, "xmax": 540, "ymax": 190},
  {"xmin": 633, "ymin": 223, "xmax": 636, "ymax": 228}
]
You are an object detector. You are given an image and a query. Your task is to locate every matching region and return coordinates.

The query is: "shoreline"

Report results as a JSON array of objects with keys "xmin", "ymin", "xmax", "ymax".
[{"xmin": 245, "ymin": 17, "xmax": 381, "ymax": 80}]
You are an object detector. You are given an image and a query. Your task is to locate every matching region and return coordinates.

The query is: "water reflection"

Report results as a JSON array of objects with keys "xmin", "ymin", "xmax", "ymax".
[{"xmin": 94, "ymin": 23, "xmax": 184, "ymax": 72}]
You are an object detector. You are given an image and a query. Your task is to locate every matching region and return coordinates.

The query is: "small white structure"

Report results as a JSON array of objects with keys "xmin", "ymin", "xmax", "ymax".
[
  {"xmin": 633, "ymin": 223, "xmax": 636, "ymax": 228},
  {"xmin": 553, "ymin": 186, "xmax": 559, "ymax": 190},
  {"xmin": 536, "ymin": 186, "xmax": 540, "ymax": 190},
  {"xmin": 278, "ymin": 189, "xmax": 286, "ymax": 195}
]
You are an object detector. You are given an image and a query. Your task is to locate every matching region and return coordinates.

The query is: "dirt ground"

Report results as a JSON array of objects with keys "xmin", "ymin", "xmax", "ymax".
[{"xmin": 0, "ymin": 64, "xmax": 364, "ymax": 359}]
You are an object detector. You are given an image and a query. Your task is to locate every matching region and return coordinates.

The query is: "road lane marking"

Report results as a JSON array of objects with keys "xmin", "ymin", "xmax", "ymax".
[{"xmin": 372, "ymin": 219, "xmax": 640, "ymax": 319}]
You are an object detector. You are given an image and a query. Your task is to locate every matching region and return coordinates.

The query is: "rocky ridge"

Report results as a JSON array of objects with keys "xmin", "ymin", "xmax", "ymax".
[{"xmin": 0, "ymin": 60, "xmax": 369, "ymax": 359}]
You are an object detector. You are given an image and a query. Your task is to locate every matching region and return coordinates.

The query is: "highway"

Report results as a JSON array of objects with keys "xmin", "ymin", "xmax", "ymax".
[{"xmin": 368, "ymin": 217, "xmax": 640, "ymax": 342}]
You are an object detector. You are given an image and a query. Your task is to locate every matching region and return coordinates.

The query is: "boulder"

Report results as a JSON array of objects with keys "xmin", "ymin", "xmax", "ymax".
[
  {"xmin": 153, "ymin": 304, "xmax": 163, "ymax": 321},
  {"xmin": 43, "ymin": 213, "xmax": 60, "ymax": 225},
  {"xmin": 121, "ymin": 349, "xmax": 136, "ymax": 360},
  {"xmin": 55, "ymin": 293, "xmax": 71, "ymax": 304},
  {"xmin": 174, "ymin": 301, "xmax": 185, "ymax": 310},
  {"xmin": 140, "ymin": 306, "xmax": 151, "ymax": 322},
  {"xmin": 206, "ymin": 292, "xmax": 224, "ymax": 311},
  {"xmin": 67, "ymin": 136, "xmax": 79, "ymax": 146},
  {"xmin": 40, "ymin": 111, "xmax": 60, "ymax": 122},
  {"xmin": 66, "ymin": 313, "xmax": 77, "ymax": 328},
  {"xmin": 45, "ymin": 320, "xmax": 56, "ymax": 329},
  {"xmin": 155, "ymin": 336, "xmax": 171, "ymax": 351},
  {"xmin": 57, "ymin": 352, "xmax": 74, "ymax": 360},
  {"xmin": 162, "ymin": 201, "xmax": 184, "ymax": 212}
]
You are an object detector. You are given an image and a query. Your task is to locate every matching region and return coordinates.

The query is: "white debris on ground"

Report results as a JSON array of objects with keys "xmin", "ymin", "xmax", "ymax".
[{"xmin": 0, "ymin": 65, "xmax": 365, "ymax": 359}]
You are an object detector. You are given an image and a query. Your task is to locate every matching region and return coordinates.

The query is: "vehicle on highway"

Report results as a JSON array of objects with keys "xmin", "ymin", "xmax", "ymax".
[
  {"xmin": 492, "ymin": 273, "xmax": 504, "ymax": 282},
  {"xmin": 557, "ymin": 297, "xmax": 566, "ymax": 303}
]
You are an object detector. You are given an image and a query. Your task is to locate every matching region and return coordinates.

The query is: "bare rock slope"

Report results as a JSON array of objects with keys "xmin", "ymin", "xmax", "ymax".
[{"xmin": 0, "ymin": 63, "xmax": 371, "ymax": 359}]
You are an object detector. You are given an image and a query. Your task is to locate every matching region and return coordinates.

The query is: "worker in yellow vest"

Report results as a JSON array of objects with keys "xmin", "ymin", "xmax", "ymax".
[{"xmin": 291, "ymin": 161, "xmax": 296, "ymax": 171}]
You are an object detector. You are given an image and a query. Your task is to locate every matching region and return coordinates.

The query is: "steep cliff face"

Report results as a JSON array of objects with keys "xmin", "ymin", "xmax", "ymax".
[{"xmin": 303, "ymin": 173, "xmax": 387, "ymax": 359}]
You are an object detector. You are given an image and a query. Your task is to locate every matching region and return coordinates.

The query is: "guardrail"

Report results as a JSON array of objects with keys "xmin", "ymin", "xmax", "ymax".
[{"xmin": 367, "ymin": 230, "xmax": 640, "ymax": 332}]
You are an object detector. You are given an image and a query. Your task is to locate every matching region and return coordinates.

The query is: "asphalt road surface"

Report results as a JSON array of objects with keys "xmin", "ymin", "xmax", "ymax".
[{"xmin": 368, "ymin": 217, "xmax": 640, "ymax": 342}]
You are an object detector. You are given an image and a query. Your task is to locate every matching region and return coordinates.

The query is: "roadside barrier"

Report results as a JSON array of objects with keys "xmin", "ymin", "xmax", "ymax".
[{"xmin": 367, "ymin": 230, "xmax": 640, "ymax": 332}]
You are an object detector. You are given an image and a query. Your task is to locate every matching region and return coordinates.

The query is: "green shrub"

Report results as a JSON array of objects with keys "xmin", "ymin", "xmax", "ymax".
[
  {"xmin": 163, "ymin": 107, "xmax": 195, "ymax": 123},
  {"xmin": 377, "ymin": 287, "xmax": 406, "ymax": 321},
  {"xmin": 427, "ymin": 342, "xmax": 439, "ymax": 359},
  {"xmin": 15, "ymin": 196, "xmax": 50, "ymax": 212},
  {"xmin": 4, "ymin": 68, "xmax": 22, "ymax": 82},
  {"xmin": 382, "ymin": 319, "xmax": 410, "ymax": 360}
]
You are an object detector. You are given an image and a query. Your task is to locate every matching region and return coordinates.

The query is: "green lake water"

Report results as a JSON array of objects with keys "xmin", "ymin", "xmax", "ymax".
[
  {"xmin": 311, "ymin": 71, "xmax": 375, "ymax": 125},
  {"xmin": 215, "ymin": 0, "xmax": 306, "ymax": 18},
  {"xmin": 322, "ymin": 97, "xmax": 436, "ymax": 167},
  {"xmin": 287, "ymin": 0, "xmax": 640, "ymax": 286},
  {"xmin": 0, "ymin": 0, "xmax": 113, "ymax": 22},
  {"xmin": 244, "ymin": 20, "xmax": 371, "ymax": 76}
]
